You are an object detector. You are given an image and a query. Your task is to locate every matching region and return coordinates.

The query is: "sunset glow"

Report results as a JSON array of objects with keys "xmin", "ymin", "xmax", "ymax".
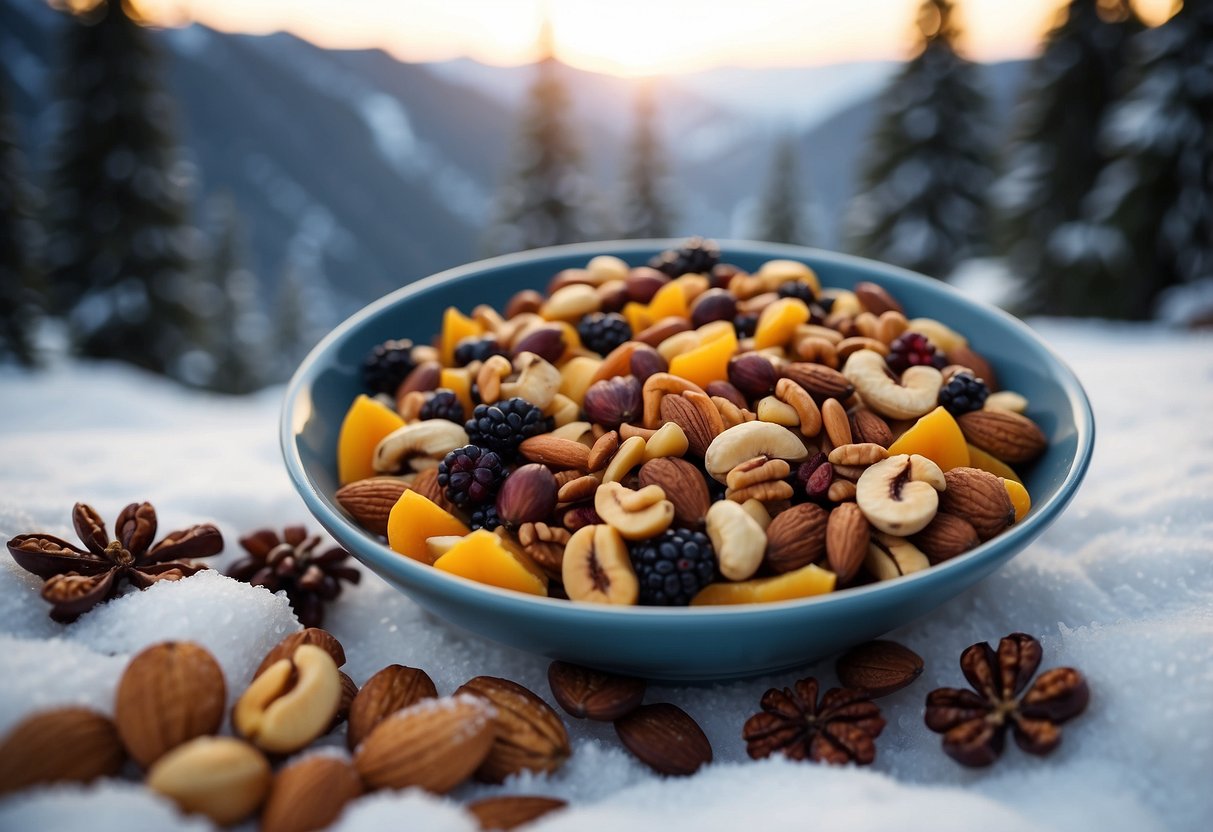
[{"xmin": 136, "ymin": 0, "xmax": 1180, "ymax": 76}]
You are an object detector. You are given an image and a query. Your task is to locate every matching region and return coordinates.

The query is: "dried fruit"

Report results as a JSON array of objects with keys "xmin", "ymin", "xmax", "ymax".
[
  {"xmin": 347, "ymin": 664, "xmax": 438, "ymax": 750},
  {"xmin": 547, "ymin": 661, "xmax": 646, "ymax": 721},
  {"xmin": 743, "ymin": 677, "xmax": 885, "ymax": 764},
  {"xmin": 835, "ymin": 640, "xmax": 924, "ymax": 696},
  {"xmin": 494, "ymin": 463, "xmax": 559, "ymax": 528},
  {"xmin": 0, "ymin": 707, "xmax": 125, "ymax": 795},
  {"xmin": 456, "ymin": 676, "xmax": 571, "ymax": 782},
  {"xmin": 582, "ymin": 375, "xmax": 643, "ymax": 429},
  {"xmin": 614, "ymin": 703, "xmax": 712, "ymax": 776}
]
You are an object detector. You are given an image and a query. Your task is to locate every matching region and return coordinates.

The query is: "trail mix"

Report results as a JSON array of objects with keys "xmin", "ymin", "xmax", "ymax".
[{"xmin": 335, "ymin": 238, "xmax": 1047, "ymax": 606}]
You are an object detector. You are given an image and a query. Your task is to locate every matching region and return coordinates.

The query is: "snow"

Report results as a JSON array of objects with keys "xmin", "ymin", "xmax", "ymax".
[{"xmin": 1, "ymin": 326, "xmax": 1212, "ymax": 830}]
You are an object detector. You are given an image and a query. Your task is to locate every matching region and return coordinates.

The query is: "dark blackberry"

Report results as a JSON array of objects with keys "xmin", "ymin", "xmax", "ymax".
[
  {"xmin": 437, "ymin": 445, "xmax": 508, "ymax": 507},
  {"xmin": 776, "ymin": 281, "xmax": 816, "ymax": 303},
  {"xmin": 465, "ymin": 397, "xmax": 552, "ymax": 459},
  {"xmin": 578, "ymin": 312, "xmax": 632, "ymax": 356},
  {"xmin": 938, "ymin": 372, "xmax": 989, "ymax": 416},
  {"xmin": 886, "ymin": 332, "xmax": 947, "ymax": 375},
  {"xmin": 454, "ymin": 336, "xmax": 505, "ymax": 367},
  {"xmin": 734, "ymin": 312, "xmax": 759, "ymax": 338},
  {"xmin": 420, "ymin": 389, "xmax": 465, "ymax": 423},
  {"xmin": 469, "ymin": 504, "xmax": 502, "ymax": 531},
  {"xmin": 362, "ymin": 339, "xmax": 415, "ymax": 396},
  {"xmin": 649, "ymin": 237, "xmax": 721, "ymax": 278},
  {"xmin": 629, "ymin": 528, "xmax": 717, "ymax": 607}
]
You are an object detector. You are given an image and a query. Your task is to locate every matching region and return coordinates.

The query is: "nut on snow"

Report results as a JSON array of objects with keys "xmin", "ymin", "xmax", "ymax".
[
  {"xmin": 855, "ymin": 454, "xmax": 946, "ymax": 536},
  {"xmin": 234, "ymin": 644, "xmax": 342, "ymax": 754},
  {"xmin": 842, "ymin": 349, "xmax": 943, "ymax": 420}
]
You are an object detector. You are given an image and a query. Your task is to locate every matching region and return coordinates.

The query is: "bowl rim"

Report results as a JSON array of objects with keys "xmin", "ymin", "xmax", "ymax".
[{"xmin": 281, "ymin": 239, "xmax": 1095, "ymax": 619}]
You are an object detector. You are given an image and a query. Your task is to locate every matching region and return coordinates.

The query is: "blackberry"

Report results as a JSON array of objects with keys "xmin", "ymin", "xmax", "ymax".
[
  {"xmin": 649, "ymin": 237, "xmax": 721, "ymax": 278},
  {"xmin": 362, "ymin": 339, "xmax": 415, "ymax": 396},
  {"xmin": 438, "ymin": 445, "xmax": 508, "ymax": 507},
  {"xmin": 454, "ymin": 336, "xmax": 505, "ymax": 367},
  {"xmin": 469, "ymin": 504, "xmax": 502, "ymax": 531},
  {"xmin": 776, "ymin": 281, "xmax": 816, "ymax": 303},
  {"xmin": 886, "ymin": 332, "xmax": 947, "ymax": 375},
  {"xmin": 465, "ymin": 397, "xmax": 552, "ymax": 459},
  {"xmin": 734, "ymin": 312, "xmax": 759, "ymax": 338},
  {"xmin": 629, "ymin": 528, "xmax": 717, "ymax": 606},
  {"xmin": 578, "ymin": 312, "xmax": 632, "ymax": 356},
  {"xmin": 938, "ymin": 372, "xmax": 989, "ymax": 416},
  {"xmin": 420, "ymin": 389, "xmax": 465, "ymax": 423}
]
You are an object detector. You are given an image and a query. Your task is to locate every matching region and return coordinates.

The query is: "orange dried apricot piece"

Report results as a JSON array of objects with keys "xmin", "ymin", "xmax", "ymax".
[
  {"xmin": 387, "ymin": 490, "xmax": 469, "ymax": 564},
  {"xmin": 888, "ymin": 406, "xmax": 970, "ymax": 472},
  {"xmin": 669, "ymin": 328, "xmax": 738, "ymax": 389},
  {"xmin": 432, "ymin": 529, "xmax": 548, "ymax": 595},
  {"xmin": 337, "ymin": 395, "xmax": 405, "ymax": 485},
  {"xmin": 753, "ymin": 298, "xmax": 810, "ymax": 349}
]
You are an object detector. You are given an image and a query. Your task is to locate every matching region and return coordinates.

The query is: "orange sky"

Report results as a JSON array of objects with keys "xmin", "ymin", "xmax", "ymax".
[{"xmin": 137, "ymin": 0, "xmax": 1177, "ymax": 76}]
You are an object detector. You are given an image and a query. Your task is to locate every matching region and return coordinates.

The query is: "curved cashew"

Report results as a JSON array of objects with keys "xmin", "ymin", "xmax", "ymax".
[
  {"xmin": 706, "ymin": 500, "xmax": 766, "ymax": 581},
  {"xmin": 642, "ymin": 373, "xmax": 705, "ymax": 428},
  {"xmin": 373, "ymin": 420, "xmax": 469, "ymax": 474},
  {"xmin": 500, "ymin": 352, "xmax": 562, "ymax": 410},
  {"xmin": 855, "ymin": 454, "xmax": 946, "ymax": 536},
  {"xmin": 594, "ymin": 481, "xmax": 674, "ymax": 540},
  {"xmin": 233, "ymin": 645, "xmax": 341, "ymax": 754},
  {"xmin": 704, "ymin": 421, "xmax": 809, "ymax": 483},
  {"xmin": 476, "ymin": 355, "xmax": 512, "ymax": 404},
  {"xmin": 842, "ymin": 349, "xmax": 942, "ymax": 420}
]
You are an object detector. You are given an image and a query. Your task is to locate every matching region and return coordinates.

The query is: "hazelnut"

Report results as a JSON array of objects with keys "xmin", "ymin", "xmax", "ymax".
[
  {"xmin": 628, "ymin": 346, "xmax": 668, "ymax": 383},
  {"xmin": 583, "ymin": 376, "xmax": 643, "ymax": 430},
  {"xmin": 625, "ymin": 267, "xmax": 669, "ymax": 303},
  {"xmin": 690, "ymin": 289, "xmax": 737, "ymax": 329},
  {"xmin": 496, "ymin": 464, "xmax": 559, "ymax": 528},
  {"xmin": 511, "ymin": 325, "xmax": 566, "ymax": 365},
  {"xmin": 706, "ymin": 380, "xmax": 747, "ymax": 410},
  {"xmin": 728, "ymin": 353, "xmax": 777, "ymax": 400},
  {"xmin": 397, "ymin": 360, "xmax": 441, "ymax": 398}
]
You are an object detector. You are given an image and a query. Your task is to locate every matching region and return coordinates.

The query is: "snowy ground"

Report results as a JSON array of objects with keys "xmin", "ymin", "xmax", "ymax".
[{"xmin": 0, "ymin": 320, "xmax": 1211, "ymax": 831}]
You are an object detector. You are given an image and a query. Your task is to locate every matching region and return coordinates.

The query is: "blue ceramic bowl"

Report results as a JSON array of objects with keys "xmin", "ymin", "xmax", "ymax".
[{"xmin": 281, "ymin": 241, "xmax": 1094, "ymax": 681}]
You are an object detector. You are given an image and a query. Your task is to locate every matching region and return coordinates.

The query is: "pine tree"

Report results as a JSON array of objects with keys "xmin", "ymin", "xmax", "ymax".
[
  {"xmin": 485, "ymin": 19, "xmax": 601, "ymax": 253},
  {"xmin": 43, "ymin": 0, "xmax": 207, "ymax": 378},
  {"xmin": 271, "ymin": 256, "xmax": 326, "ymax": 383},
  {"xmin": 755, "ymin": 134, "xmax": 808, "ymax": 245},
  {"xmin": 618, "ymin": 80, "xmax": 675, "ymax": 239},
  {"xmin": 0, "ymin": 77, "xmax": 43, "ymax": 367},
  {"xmin": 1053, "ymin": 0, "xmax": 1213, "ymax": 319},
  {"xmin": 997, "ymin": 0, "xmax": 1141, "ymax": 316},
  {"xmin": 844, "ymin": 0, "xmax": 995, "ymax": 279},
  {"xmin": 204, "ymin": 195, "xmax": 269, "ymax": 394}
]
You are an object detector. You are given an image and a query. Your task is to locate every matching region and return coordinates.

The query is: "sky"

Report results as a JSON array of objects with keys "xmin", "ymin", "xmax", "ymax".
[{"xmin": 136, "ymin": 0, "xmax": 1176, "ymax": 76}]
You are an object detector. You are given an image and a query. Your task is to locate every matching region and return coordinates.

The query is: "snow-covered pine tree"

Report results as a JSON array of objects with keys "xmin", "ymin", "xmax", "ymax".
[
  {"xmin": 997, "ymin": 0, "xmax": 1141, "ymax": 316},
  {"xmin": 44, "ymin": 0, "xmax": 207, "ymax": 378},
  {"xmin": 484, "ymin": 18, "xmax": 601, "ymax": 254},
  {"xmin": 618, "ymin": 80, "xmax": 675, "ymax": 239},
  {"xmin": 204, "ymin": 195, "xmax": 269, "ymax": 394},
  {"xmin": 755, "ymin": 134, "xmax": 808, "ymax": 245},
  {"xmin": 844, "ymin": 0, "xmax": 995, "ymax": 279},
  {"xmin": 1054, "ymin": 0, "xmax": 1213, "ymax": 319},
  {"xmin": 0, "ymin": 77, "xmax": 44, "ymax": 367},
  {"xmin": 271, "ymin": 256, "xmax": 327, "ymax": 383}
]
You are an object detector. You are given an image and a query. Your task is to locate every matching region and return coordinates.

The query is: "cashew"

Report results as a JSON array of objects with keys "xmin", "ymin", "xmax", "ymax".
[
  {"xmin": 374, "ymin": 420, "xmax": 469, "ymax": 474},
  {"xmin": 545, "ymin": 393, "xmax": 581, "ymax": 427},
  {"xmin": 907, "ymin": 318, "xmax": 967, "ymax": 352},
  {"xmin": 842, "ymin": 349, "xmax": 942, "ymax": 420},
  {"xmin": 642, "ymin": 422, "xmax": 689, "ymax": 460},
  {"xmin": 603, "ymin": 435, "xmax": 647, "ymax": 483},
  {"xmin": 562, "ymin": 525, "xmax": 638, "ymax": 604},
  {"xmin": 740, "ymin": 499, "xmax": 771, "ymax": 530},
  {"xmin": 757, "ymin": 396, "xmax": 800, "ymax": 426},
  {"xmin": 500, "ymin": 352, "xmax": 562, "ymax": 409},
  {"xmin": 233, "ymin": 645, "xmax": 342, "ymax": 754},
  {"xmin": 985, "ymin": 391, "xmax": 1028, "ymax": 414},
  {"xmin": 704, "ymin": 500, "xmax": 766, "ymax": 581},
  {"xmin": 550, "ymin": 420, "xmax": 593, "ymax": 443},
  {"xmin": 594, "ymin": 481, "xmax": 674, "ymax": 540},
  {"xmin": 541, "ymin": 283, "xmax": 601, "ymax": 322},
  {"xmin": 587, "ymin": 254, "xmax": 629, "ymax": 283},
  {"xmin": 855, "ymin": 454, "xmax": 946, "ymax": 536},
  {"xmin": 864, "ymin": 531, "xmax": 930, "ymax": 581},
  {"xmin": 704, "ymin": 421, "xmax": 809, "ymax": 483},
  {"xmin": 477, "ymin": 355, "xmax": 512, "ymax": 404}
]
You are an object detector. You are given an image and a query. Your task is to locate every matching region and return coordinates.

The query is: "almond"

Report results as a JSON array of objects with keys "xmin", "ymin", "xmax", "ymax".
[
  {"xmin": 468, "ymin": 795, "xmax": 567, "ymax": 830},
  {"xmin": 354, "ymin": 694, "xmax": 497, "ymax": 793},
  {"xmin": 412, "ymin": 466, "xmax": 454, "ymax": 511},
  {"xmin": 826, "ymin": 503, "xmax": 869, "ymax": 584},
  {"xmin": 940, "ymin": 467, "xmax": 1016, "ymax": 541},
  {"xmin": 947, "ymin": 345, "xmax": 998, "ymax": 391},
  {"xmin": 335, "ymin": 476, "xmax": 409, "ymax": 536},
  {"xmin": 518, "ymin": 435, "xmax": 591, "ymax": 470},
  {"xmin": 347, "ymin": 664, "xmax": 438, "ymax": 750},
  {"xmin": 764, "ymin": 503, "xmax": 828, "ymax": 573},
  {"xmin": 835, "ymin": 640, "xmax": 923, "ymax": 696},
  {"xmin": 260, "ymin": 755, "xmax": 363, "ymax": 832},
  {"xmin": 659, "ymin": 391, "xmax": 724, "ymax": 457},
  {"xmin": 912, "ymin": 512, "xmax": 980, "ymax": 562},
  {"xmin": 614, "ymin": 703, "xmax": 712, "ymax": 776},
  {"xmin": 850, "ymin": 409, "xmax": 893, "ymax": 448},
  {"xmin": 781, "ymin": 362, "xmax": 854, "ymax": 401},
  {"xmin": 638, "ymin": 457, "xmax": 711, "ymax": 527},
  {"xmin": 256, "ymin": 628, "xmax": 347, "ymax": 678},
  {"xmin": 115, "ymin": 641, "xmax": 226, "ymax": 768},
  {"xmin": 455, "ymin": 676, "xmax": 571, "ymax": 783},
  {"xmin": 957, "ymin": 410, "xmax": 1046, "ymax": 463},
  {"xmin": 820, "ymin": 398, "xmax": 853, "ymax": 447},
  {"xmin": 0, "ymin": 707, "xmax": 125, "ymax": 795},
  {"xmin": 853, "ymin": 281, "xmax": 903, "ymax": 316},
  {"xmin": 547, "ymin": 661, "xmax": 646, "ymax": 722}
]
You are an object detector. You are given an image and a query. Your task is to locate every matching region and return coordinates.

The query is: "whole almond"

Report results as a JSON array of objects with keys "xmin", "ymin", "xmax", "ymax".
[
  {"xmin": 638, "ymin": 457, "xmax": 711, "ymax": 527},
  {"xmin": 835, "ymin": 640, "xmax": 924, "ymax": 697},
  {"xmin": 336, "ymin": 671, "xmax": 358, "ymax": 726},
  {"xmin": 115, "ymin": 641, "xmax": 226, "ymax": 768},
  {"xmin": 260, "ymin": 755, "xmax": 363, "ymax": 832},
  {"xmin": 456, "ymin": 676, "xmax": 571, "ymax": 783},
  {"xmin": 912, "ymin": 512, "xmax": 980, "ymax": 562},
  {"xmin": 547, "ymin": 661, "xmax": 646, "ymax": 721},
  {"xmin": 947, "ymin": 345, "xmax": 998, "ymax": 391},
  {"xmin": 468, "ymin": 795, "xmax": 567, "ymax": 831},
  {"xmin": 518, "ymin": 435, "xmax": 591, "ymax": 470},
  {"xmin": 781, "ymin": 363, "xmax": 854, "ymax": 401},
  {"xmin": 764, "ymin": 503, "xmax": 828, "ymax": 573},
  {"xmin": 853, "ymin": 281, "xmax": 903, "ymax": 316},
  {"xmin": 850, "ymin": 409, "xmax": 893, "ymax": 448},
  {"xmin": 614, "ymin": 703, "xmax": 712, "ymax": 776},
  {"xmin": 956, "ymin": 410, "xmax": 1046, "ymax": 463},
  {"xmin": 335, "ymin": 477, "xmax": 409, "ymax": 536},
  {"xmin": 354, "ymin": 694, "xmax": 496, "ymax": 793},
  {"xmin": 412, "ymin": 466, "xmax": 454, "ymax": 511},
  {"xmin": 347, "ymin": 664, "xmax": 438, "ymax": 750},
  {"xmin": 940, "ymin": 467, "xmax": 1016, "ymax": 540},
  {"xmin": 256, "ymin": 628, "xmax": 347, "ymax": 677},
  {"xmin": 0, "ymin": 707, "xmax": 125, "ymax": 795},
  {"xmin": 826, "ymin": 503, "xmax": 870, "ymax": 584},
  {"xmin": 659, "ymin": 391, "xmax": 723, "ymax": 457}
]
